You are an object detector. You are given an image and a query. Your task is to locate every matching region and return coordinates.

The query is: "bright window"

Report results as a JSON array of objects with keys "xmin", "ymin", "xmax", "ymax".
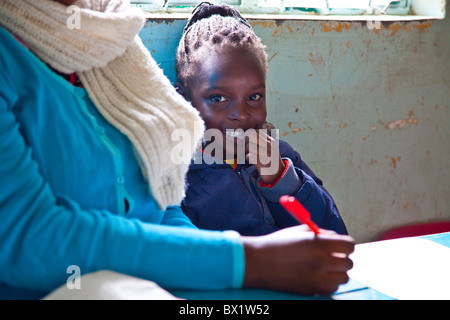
[{"xmin": 131, "ymin": 0, "xmax": 445, "ymax": 19}]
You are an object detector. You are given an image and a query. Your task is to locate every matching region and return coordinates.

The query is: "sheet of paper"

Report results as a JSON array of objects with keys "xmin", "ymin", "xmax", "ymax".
[
  {"xmin": 348, "ymin": 237, "xmax": 450, "ymax": 300},
  {"xmin": 44, "ymin": 270, "xmax": 179, "ymax": 300}
]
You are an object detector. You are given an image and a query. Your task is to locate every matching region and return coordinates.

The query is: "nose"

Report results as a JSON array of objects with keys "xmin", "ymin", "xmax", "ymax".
[{"xmin": 229, "ymin": 101, "xmax": 251, "ymax": 122}]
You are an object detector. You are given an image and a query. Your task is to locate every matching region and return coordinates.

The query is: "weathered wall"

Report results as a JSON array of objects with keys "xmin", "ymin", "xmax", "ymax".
[{"xmin": 140, "ymin": 11, "xmax": 450, "ymax": 243}]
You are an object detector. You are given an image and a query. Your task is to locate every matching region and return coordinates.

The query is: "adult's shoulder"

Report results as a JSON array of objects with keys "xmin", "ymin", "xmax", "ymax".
[
  {"xmin": 0, "ymin": 26, "xmax": 26, "ymax": 68},
  {"xmin": 0, "ymin": 26, "xmax": 52, "ymax": 82}
]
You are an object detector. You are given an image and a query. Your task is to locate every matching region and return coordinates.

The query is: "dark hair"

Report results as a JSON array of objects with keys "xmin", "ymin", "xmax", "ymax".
[{"xmin": 175, "ymin": 2, "xmax": 267, "ymax": 87}]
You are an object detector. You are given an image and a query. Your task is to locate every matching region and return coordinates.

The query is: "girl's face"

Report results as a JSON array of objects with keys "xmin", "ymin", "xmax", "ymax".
[{"xmin": 185, "ymin": 46, "xmax": 267, "ymax": 158}]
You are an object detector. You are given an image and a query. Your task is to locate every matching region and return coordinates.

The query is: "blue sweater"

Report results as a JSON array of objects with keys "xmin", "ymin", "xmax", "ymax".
[
  {"xmin": 0, "ymin": 26, "xmax": 243, "ymax": 299},
  {"xmin": 182, "ymin": 141, "xmax": 348, "ymax": 236}
]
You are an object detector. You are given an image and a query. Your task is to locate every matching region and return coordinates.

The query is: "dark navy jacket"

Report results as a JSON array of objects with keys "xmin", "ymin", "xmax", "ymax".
[{"xmin": 181, "ymin": 140, "xmax": 348, "ymax": 236}]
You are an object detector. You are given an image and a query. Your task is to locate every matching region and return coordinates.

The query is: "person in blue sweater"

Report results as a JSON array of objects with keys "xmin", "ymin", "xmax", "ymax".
[
  {"xmin": 176, "ymin": 3, "xmax": 348, "ymax": 236},
  {"xmin": 0, "ymin": 0, "xmax": 354, "ymax": 299}
]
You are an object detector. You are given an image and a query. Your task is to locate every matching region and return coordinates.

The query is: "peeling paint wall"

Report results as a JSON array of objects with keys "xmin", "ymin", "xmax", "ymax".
[{"xmin": 140, "ymin": 9, "xmax": 450, "ymax": 243}]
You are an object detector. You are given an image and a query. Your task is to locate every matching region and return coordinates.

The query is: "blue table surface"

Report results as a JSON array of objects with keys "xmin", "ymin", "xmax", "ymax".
[{"xmin": 170, "ymin": 232, "xmax": 450, "ymax": 300}]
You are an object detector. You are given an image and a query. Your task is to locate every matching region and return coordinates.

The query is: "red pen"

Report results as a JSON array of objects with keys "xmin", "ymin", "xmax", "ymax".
[{"xmin": 279, "ymin": 195, "xmax": 321, "ymax": 235}]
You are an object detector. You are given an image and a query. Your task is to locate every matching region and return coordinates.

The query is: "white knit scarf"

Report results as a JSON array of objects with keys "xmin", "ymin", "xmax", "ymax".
[{"xmin": 0, "ymin": 0, "xmax": 204, "ymax": 209}]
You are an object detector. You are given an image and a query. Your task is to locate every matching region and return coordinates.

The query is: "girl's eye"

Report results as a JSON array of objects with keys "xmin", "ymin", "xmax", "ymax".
[
  {"xmin": 249, "ymin": 94, "xmax": 262, "ymax": 102},
  {"xmin": 209, "ymin": 95, "xmax": 226, "ymax": 103}
]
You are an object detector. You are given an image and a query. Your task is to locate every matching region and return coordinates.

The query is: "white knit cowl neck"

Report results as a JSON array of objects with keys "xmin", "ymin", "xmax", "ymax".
[{"xmin": 0, "ymin": 0, "xmax": 205, "ymax": 209}]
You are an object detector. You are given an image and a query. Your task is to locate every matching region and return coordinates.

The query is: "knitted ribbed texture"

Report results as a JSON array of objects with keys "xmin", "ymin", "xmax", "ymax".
[{"xmin": 0, "ymin": 0, "xmax": 204, "ymax": 209}]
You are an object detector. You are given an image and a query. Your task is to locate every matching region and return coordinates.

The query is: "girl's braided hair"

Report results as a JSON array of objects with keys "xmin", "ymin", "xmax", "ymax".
[{"xmin": 175, "ymin": 2, "xmax": 268, "ymax": 87}]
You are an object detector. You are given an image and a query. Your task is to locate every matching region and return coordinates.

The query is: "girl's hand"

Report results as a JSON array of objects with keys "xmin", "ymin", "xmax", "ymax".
[
  {"xmin": 245, "ymin": 129, "xmax": 285, "ymax": 185},
  {"xmin": 242, "ymin": 225, "xmax": 355, "ymax": 296}
]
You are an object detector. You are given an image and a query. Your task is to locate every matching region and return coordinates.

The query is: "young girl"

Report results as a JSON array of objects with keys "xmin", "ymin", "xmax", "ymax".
[{"xmin": 176, "ymin": 2, "xmax": 348, "ymax": 236}]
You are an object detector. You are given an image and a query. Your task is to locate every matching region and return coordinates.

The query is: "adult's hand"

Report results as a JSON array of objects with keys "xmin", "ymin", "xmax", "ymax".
[{"xmin": 242, "ymin": 225, "xmax": 355, "ymax": 296}]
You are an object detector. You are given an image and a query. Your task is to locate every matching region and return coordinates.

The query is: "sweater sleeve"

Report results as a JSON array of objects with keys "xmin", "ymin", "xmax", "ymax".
[
  {"xmin": 0, "ymin": 41, "xmax": 244, "ymax": 296},
  {"xmin": 161, "ymin": 205, "xmax": 199, "ymax": 228},
  {"xmin": 256, "ymin": 158, "xmax": 302, "ymax": 202},
  {"xmin": 256, "ymin": 141, "xmax": 348, "ymax": 235}
]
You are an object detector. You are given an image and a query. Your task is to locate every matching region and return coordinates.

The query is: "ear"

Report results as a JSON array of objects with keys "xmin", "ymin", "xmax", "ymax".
[{"xmin": 175, "ymin": 82, "xmax": 189, "ymax": 100}]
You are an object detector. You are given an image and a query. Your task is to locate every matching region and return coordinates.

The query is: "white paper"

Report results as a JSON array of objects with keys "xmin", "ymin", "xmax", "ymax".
[
  {"xmin": 348, "ymin": 237, "xmax": 450, "ymax": 300},
  {"xmin": 43, "ymin": 270, "xmax": 179, "ymax": 300}
]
